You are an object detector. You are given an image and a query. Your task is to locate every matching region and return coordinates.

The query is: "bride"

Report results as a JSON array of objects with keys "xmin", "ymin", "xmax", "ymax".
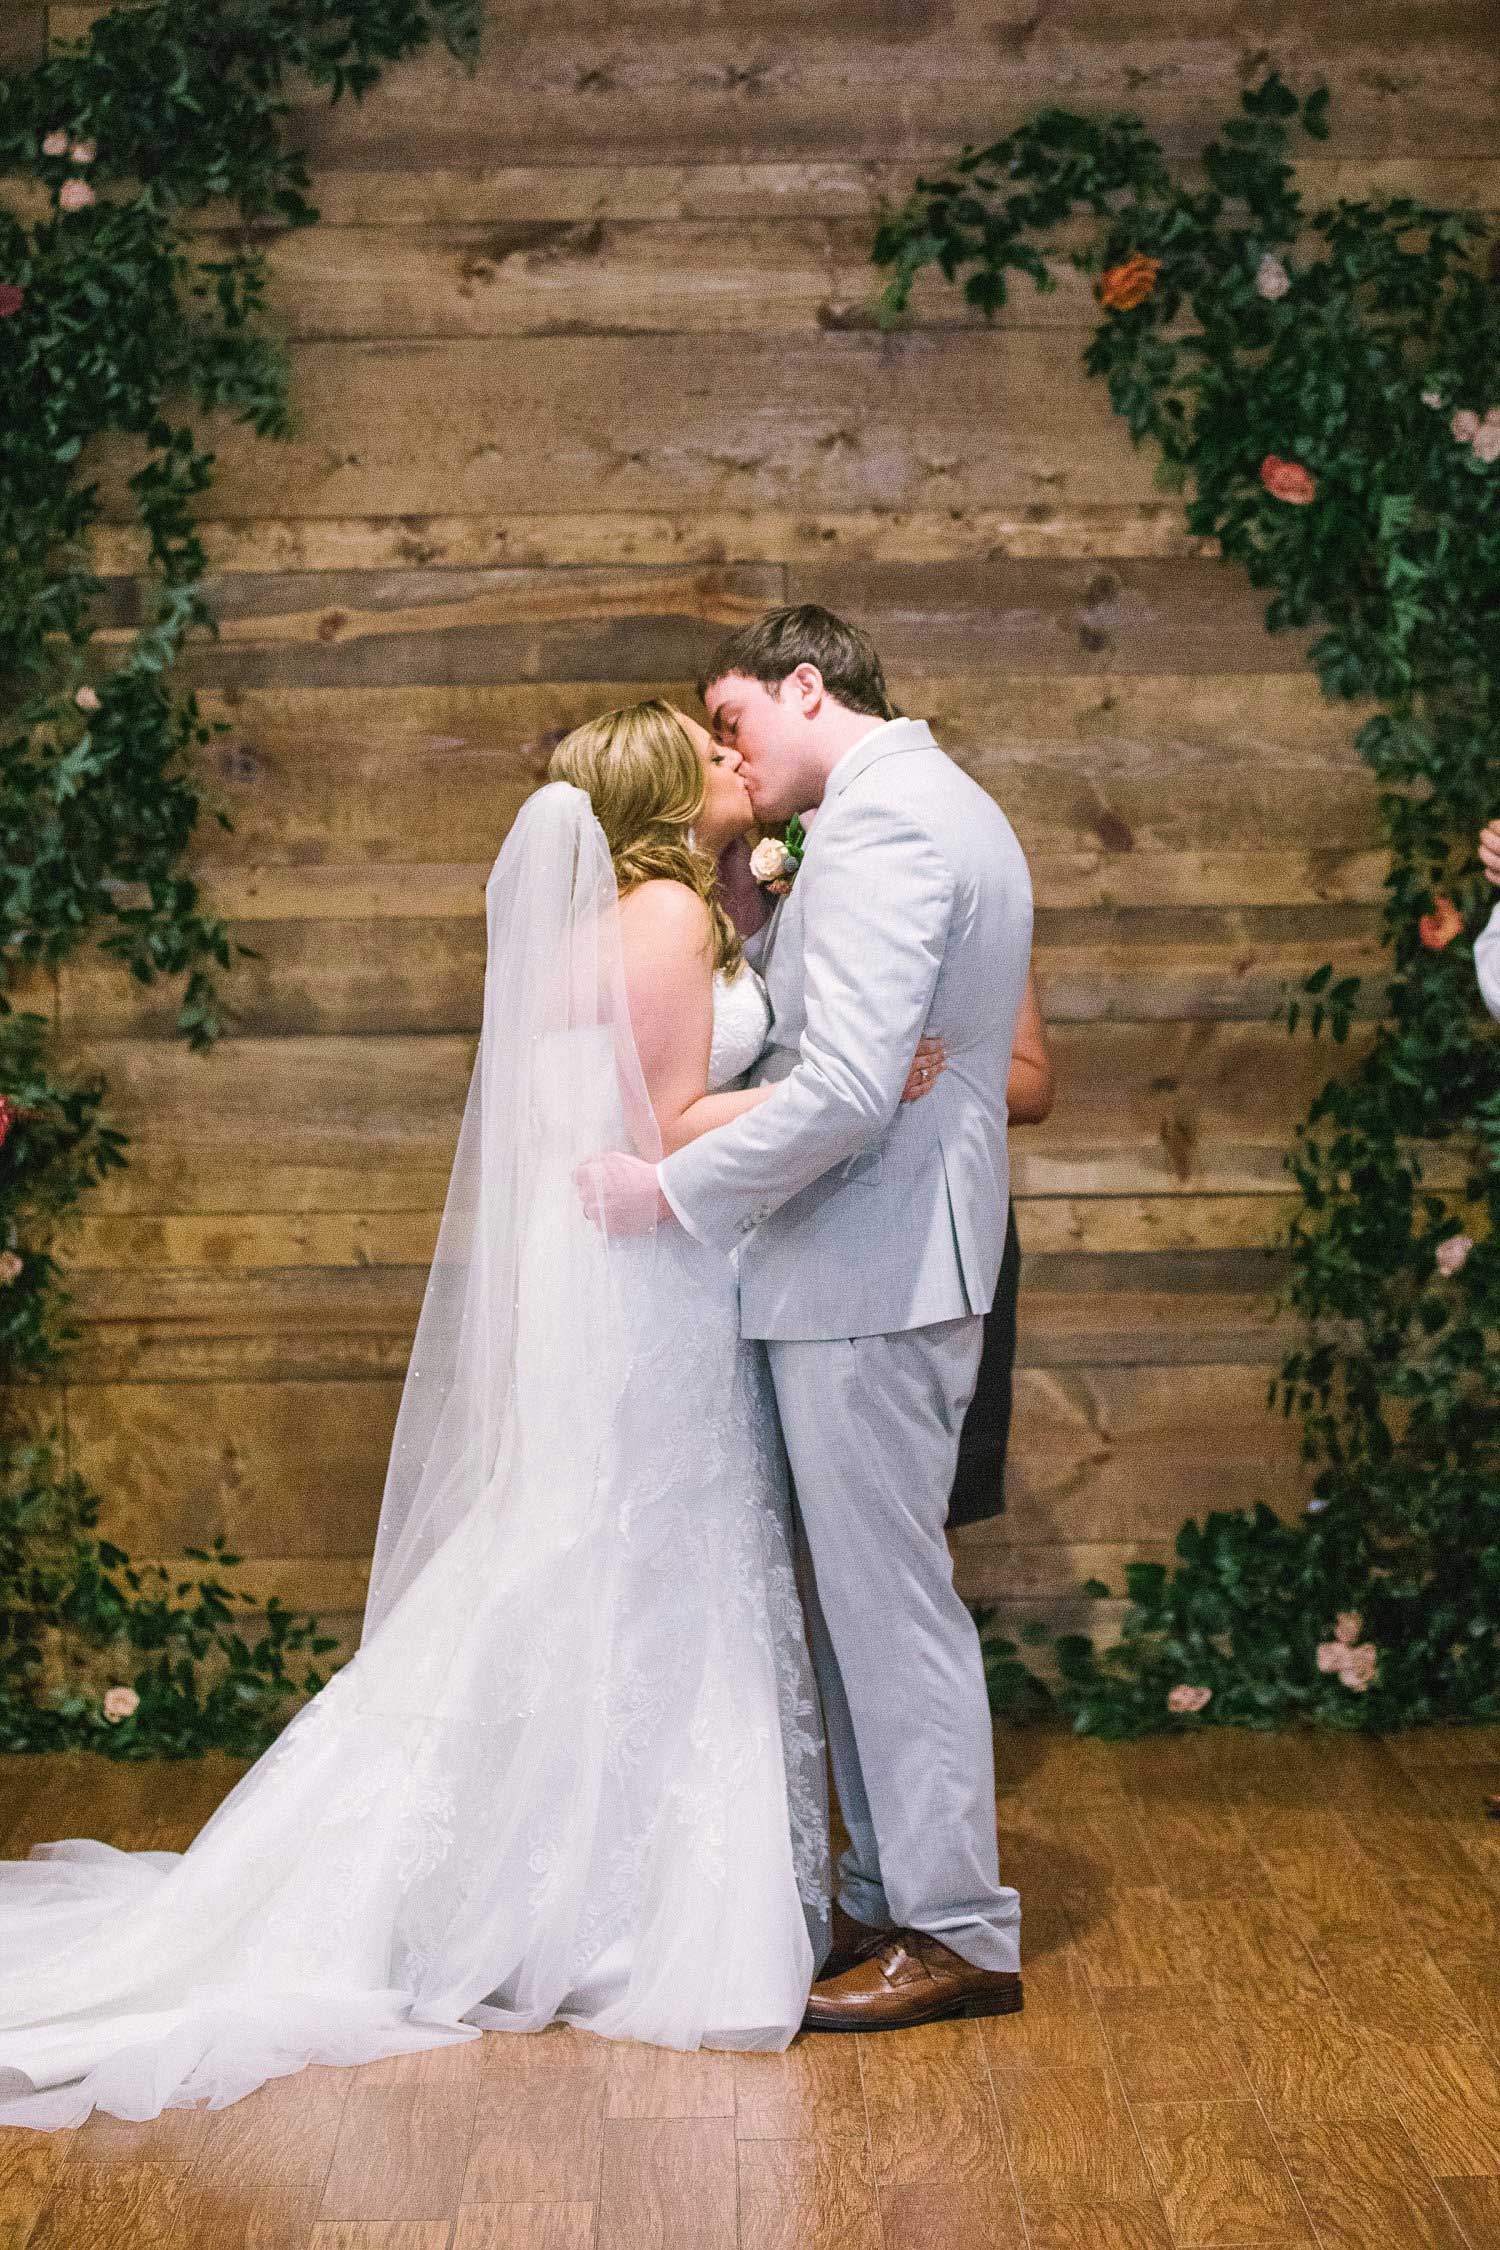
[{"xmin": 0, "ymin": 697, "xmax": 942, "ymax": 2129}]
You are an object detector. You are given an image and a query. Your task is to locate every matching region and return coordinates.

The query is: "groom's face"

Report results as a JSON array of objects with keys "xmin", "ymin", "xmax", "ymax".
[{"xmin": 704, "ymin": 673, "xmax": 814, "ymax": 825}]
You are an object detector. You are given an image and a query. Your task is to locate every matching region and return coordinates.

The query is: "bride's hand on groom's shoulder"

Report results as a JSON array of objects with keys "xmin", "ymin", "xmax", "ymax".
[{"xmin": 576, "ymin": 1150, "xmax": 671, "ymax": 1234}]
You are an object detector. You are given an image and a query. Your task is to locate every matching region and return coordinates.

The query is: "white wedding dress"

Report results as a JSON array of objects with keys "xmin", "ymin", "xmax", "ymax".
[{"xmin": 0, "ymin": 788, "xmax": 829, "ymax": 2130}]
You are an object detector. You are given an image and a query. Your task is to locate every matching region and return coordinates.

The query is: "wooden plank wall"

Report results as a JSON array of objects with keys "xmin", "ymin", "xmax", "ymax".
[{"xmin": 38, "ymin": 2, "xmax": 1500, "ymax": 1661}]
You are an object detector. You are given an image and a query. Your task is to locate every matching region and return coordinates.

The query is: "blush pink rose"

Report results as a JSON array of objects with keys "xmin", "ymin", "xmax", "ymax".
[
  {"xmin": 1451, "ymin": 409, "xmax": 1481, "ymax": 444},
  {"xmin": 74, "ymin": 684, "xmax": 101, "ymax": 712},
  {"xmin": 70, "ymin": 139, "xmax": 96, "ymax": 165},
  {"xmin": 59, "ymin": 178, "xmax": 95, "ymax": 212},
  {"xmin": 1316, "ymin": 1641, "xmax": 1346, "ymax": 1674},
  {"xmin": 102, "ymin": 1685, "xmax": 140, "ymax": 1723},
  {"xmin": 1255, "ymin": 253, "xmax": 1290, "ymax": 300},
  {"xmin": 1260, "ymin": 456, "xmax": 1317, "ymax": 504},
  {"xmin": 1473, "ymin": 421, "xmax": 1500, "ymax": 464},
  {"xmin": 0, "ymin": 284, "xmax": 23, "ymax": 318},
  {"xmin": 41, "ymin": 129, "xmax": 69, "ymax": 157},
  {"xmin": 1167, "ymin": 1684, "xmax": 1212, "ymax": 1714},
  {"xmin": 1334, "ymin": 1610, "xmax": 1363, "ymax": 1645},
  {"xmin": 0, "ymin": 1250, "xmax": 22, "ymax": 1285},
  {"xmin": 1338, "ymin": 1644, "xmax": 1378, "ymax": 1692},
  {"xmin": 1421, "ymin": 389, "xmax": 1443, "ymax": 409},
  {"xmin": 1435, "ymin": 1233, "xmax": 1473, "ymax": 1277}
]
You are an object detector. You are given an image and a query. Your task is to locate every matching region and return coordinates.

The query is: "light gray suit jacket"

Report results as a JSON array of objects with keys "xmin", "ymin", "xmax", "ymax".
[{"xmin": 658, "ymin": 719, "xmax": 1034, "ymax": 1341}]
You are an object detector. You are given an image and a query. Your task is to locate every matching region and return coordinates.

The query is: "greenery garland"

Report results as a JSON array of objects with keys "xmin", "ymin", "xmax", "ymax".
[
  {"xmin": 878, "ymin": 75, "xmax": 1500, "ymax": 1734},
  {"xmin": 0, "ymin": 0, "xmax": 481, "ymax": 1754}
]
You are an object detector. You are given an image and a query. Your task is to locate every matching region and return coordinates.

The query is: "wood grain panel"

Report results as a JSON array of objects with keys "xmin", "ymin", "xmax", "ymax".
[
  {"xmin": 167, "ymin": 157, "xmax": 1500, "ymax": 230},
  {"xmin": 89, "ymin": 558, "xmax": 1329, "ymax": 691},
  {"xmin": 737, "ymin": 2139, "xmax": 884, "ymax": 2250},
  {"xmin": 272, "ymin": 13, "xmax": 1500, "ymax": 172},
  {"xmin": 53, "ymin": 1194, "xmax": 1296, "ymax": 1274},
  {"xmin": 60, "ymin": 1353, "xmax": 1302, "ymax": 1569},
  {"xmin": 1130, "ymin": 2097, "xmax": 1313, "ymax": 2246},
  {"xmin": 1271, "ymin": 2117, "xmax": 1474, "ymax": 2250},
  {"xmin": 596, "ymin": 2117, "xmax": 738, "ymax": 2250},
  {"xmin": 165, "ymin": 674, "xmax": 1375, "ymax": 873},
  {"xmin": 93, "ymin": 334, "xmax": 1166, "ymax": 521}
]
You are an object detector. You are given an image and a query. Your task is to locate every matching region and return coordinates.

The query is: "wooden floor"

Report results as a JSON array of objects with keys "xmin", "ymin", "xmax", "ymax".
[{"xmin": 2, "ymin": 1725, "xmax": 1499, "ymax": 2249}]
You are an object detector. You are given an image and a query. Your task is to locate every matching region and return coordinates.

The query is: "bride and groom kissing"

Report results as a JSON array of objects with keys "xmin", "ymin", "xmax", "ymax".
[{"xmin": 0, "ymin": 603, "xmax": 1032, "ymax": 2129}]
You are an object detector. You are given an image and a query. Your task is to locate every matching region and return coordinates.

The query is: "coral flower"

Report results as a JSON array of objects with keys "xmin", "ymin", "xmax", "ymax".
[
  {"xmin": 1098, "ymin": 252, "xmax": 1161, "ymax": 311},
  {"xmin": 1418, "ymin": 895, "xmax": 1463, "ymax": 950},
  {"xmin": 1167, "ymin": 1684, "xmax": 1212, "ymax": 1714},
  {"xmin": 1260, "ymin": 456, "xmax": 1317, "ymax": 504}
]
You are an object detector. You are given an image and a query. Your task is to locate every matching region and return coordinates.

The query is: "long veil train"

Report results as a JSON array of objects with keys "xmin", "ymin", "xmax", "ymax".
[{"xmin": 0, "ymin": 783, "xmax": 827, "ymax": 2129}]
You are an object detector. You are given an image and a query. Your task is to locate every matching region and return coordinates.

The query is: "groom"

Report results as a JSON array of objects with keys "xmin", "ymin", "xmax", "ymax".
[{"xmin": 596, "ymin": 605, "xmax": 1031, "ymax": 2030}]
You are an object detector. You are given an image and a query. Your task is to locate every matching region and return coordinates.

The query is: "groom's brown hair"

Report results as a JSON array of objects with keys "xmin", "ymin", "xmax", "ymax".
[{"xmin": 698, "ymin": 604, "xmax": 897, "ymax": 722}]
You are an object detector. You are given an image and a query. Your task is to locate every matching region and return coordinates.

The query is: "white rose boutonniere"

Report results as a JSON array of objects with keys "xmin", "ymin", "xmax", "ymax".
[
  {"xmin": 750, "ymin": 836, "xmax": 795, "ymax": 885},
  {"xmin": 749, "ymin": 816, "xmax": 807, "ymax": 896}
]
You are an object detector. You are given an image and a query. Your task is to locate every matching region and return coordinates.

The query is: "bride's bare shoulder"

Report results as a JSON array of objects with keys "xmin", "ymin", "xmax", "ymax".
[{"xmin": 618, "ymin": 880, "xmax": 713, "ymax": 963}]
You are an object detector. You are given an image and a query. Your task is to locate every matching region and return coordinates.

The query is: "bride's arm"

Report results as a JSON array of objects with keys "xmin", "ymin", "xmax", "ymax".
[
  {"xmin": 618, "ymin": 882, "xmax": 774, "ymax": 1157},
  {"xmin": 618, "ymin": 881, "xmax": 948, "ymax": 1162}
]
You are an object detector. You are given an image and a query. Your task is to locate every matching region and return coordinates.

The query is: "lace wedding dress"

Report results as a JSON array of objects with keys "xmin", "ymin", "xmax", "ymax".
[{"xmin": 0, "ymin": 788, "xmax": 829, "ymax": 2130}]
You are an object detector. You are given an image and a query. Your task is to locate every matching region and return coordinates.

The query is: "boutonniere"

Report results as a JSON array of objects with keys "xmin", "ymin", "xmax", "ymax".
[{"xmin": 749, "ymin": 815, "xmax": 806, "ymax": 898}]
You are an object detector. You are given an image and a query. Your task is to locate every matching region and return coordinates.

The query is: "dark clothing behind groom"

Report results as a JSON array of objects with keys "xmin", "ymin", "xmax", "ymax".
[{"xmin": 947, "ymin": 971, "xmax": 1055, "ymax": 1528}]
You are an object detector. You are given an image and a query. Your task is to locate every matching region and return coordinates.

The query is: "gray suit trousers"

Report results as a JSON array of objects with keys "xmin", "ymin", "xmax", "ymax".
[{"xmin": 769, "ymin": 1316, "xmax": 1021, "ymax": 1975}]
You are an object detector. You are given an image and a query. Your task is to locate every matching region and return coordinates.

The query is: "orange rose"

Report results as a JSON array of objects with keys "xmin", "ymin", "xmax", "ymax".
[
  {"xmin": 1418, "ymin": 895, "xmax": 1463, "ymax": 950},
  {"xmin": 1260, "ymin": 456, "xmax": 1317, "ymax": 505},
  {"xmin": 1097, "ymin": 252, "xmax": 1161, "ymax": 312}
]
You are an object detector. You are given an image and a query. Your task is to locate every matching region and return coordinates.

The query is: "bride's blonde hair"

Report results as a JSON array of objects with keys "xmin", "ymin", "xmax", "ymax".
[{"xmin": 548, "ymin": 698, "xmax": 742, "ymax": 975}]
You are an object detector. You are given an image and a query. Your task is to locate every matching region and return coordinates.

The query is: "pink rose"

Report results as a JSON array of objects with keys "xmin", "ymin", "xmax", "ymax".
[
  {"xmin": 1421, "ymin": 390, "xmax": 1443, "ymax": 409},
  {"xmin": 70, "ymin": 139, "xmax": 96, "ymax": 165},
  {"xmin": 1167, "ymin": 1684, "xmax": 1212, "ymax": 1714},
  {"xmin": 102, "ymin": 1685, "xmax": 139, "ymax": 1723},
  {"xmin": 1451, "ymin": 409, "xmax": 1481, "ymax": 444},
  {"xmin": 1255, "ymin": 253, "xmax": 1290, "ymax": 301},
  {"xmin": 1334, "ymin": 1610, "xmax": 1363, "ymax": 1645},
  {"xmin": 0, "ymin": 284, "xmax": 23, "ymax": 319},
  {"xmin": 41, "ymin": 129, "xmax": 69, "ymax": 157},
  {"xmin": 1260, "ymin": 456, "xmax": 1317, "ymax": 505},
  {"xmin": 1316, "ymin": 1641, "xmax": 1346, "ymax": 1674},
  {"xmin": 74, "ymin": 684, "xmax": 101, "ymax": 713},
  {"xmin": 0, "ymin": 1250, "xmax": 23, "ymax": 1286},
  {"xmin": 59, "ymin": 178, "xmax": 95, "ymax": 212},
  {"xmin": 1473, "ymin": 423, "xmax": 1500, "ymax": 464},
  {"xmin": 1435, "ymin": 1233, "xmax": 1473, "ymax": 1277},
  {"xmin": 1338, "ymin": 1644, "xmax": 1377, "ymax": 1692},
  {"xmin": 0, "ymin": 1097, "xmax": 12, "ymax": 1150}
]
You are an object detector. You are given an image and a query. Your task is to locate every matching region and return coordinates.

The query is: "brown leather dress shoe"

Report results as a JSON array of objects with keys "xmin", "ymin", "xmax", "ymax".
[
  {"xmin": 818, "ymin": 1902, "xmax": 892, "ymax": 1983},
  {"xmin": 802, "ymin": 1928, "xmax": 1023, "ymax": 2034}
]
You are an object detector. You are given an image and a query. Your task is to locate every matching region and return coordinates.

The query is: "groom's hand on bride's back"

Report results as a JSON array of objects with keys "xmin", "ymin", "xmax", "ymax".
[{"xmin": 576, "ymin": 1151, "xmax": 671, "ymax": 1234}]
